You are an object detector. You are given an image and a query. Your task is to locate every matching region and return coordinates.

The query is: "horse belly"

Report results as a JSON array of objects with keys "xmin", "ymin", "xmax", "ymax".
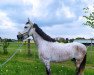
[{"xmin": 50, "ymin": 51, "xmax": 72, "ymax": 62}]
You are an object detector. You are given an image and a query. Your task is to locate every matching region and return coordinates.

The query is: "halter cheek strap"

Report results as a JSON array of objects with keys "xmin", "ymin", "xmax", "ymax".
[{"xmin": 24, "ymin": 25, "xmax": 33, "ymax": 37}]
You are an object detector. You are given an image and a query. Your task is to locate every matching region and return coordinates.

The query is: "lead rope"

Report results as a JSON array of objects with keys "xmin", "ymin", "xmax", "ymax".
[{"xmin": 0, "ymin": 42, "xmax": 24, "ymax": 68}]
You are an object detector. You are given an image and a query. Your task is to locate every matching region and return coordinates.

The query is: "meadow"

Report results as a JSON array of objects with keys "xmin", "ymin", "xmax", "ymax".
[{"xmin": 0, "ymin": 42, "xmax": 94, "ymax": 75}]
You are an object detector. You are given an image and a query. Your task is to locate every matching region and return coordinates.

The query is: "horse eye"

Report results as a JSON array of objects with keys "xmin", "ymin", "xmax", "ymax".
[{"xmin": 24, "ymin": 26, "xmax": 28, "ymax": 28}]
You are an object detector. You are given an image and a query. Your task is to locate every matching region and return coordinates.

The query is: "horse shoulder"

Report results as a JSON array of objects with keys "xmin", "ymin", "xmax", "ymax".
[{"xmin": 38, "ymin": 42, "xmax": 51, "ymax": 60}]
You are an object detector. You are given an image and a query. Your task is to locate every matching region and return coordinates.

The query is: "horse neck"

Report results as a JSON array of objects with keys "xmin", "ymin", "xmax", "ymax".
[{"xmin": 32, "ymin": 32, "xmax": 46, "ymax": 47}]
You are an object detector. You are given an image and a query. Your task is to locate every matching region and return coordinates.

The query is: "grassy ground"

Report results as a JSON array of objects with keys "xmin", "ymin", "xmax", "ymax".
[{"xmin": 0, "ymin": 42, "xmax": 94, "ymax": 75}]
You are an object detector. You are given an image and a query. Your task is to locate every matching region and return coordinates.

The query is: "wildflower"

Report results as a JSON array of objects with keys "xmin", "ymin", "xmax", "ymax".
[
  {"xmin": 6, "ymin": 70, "xmax": 8, "ymax": 72},
  {"xmin": 35, "ymin": 66, "xmax": 37, "ymax": 69}
]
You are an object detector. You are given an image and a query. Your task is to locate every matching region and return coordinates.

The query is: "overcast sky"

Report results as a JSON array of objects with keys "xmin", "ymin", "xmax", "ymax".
[{"xmin": 0, "ymin": 0, "xmax": 94, "ymax": 39}]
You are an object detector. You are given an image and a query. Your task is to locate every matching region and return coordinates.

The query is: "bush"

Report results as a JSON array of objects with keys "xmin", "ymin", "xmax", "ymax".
[{"xmin": 2, "ymin": 39, "xmax": 10, "ymax": 54}]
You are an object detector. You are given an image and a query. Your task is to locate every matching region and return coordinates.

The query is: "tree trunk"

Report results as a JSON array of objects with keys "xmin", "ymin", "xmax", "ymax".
[{"xmin": 3, "ymin": 48, "xmax": 8, "ymax": 54}]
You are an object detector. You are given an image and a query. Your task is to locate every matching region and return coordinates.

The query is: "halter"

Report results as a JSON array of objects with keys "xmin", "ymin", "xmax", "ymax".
[
  {"xmin": 23, "ymin": 24, "xmax": 33, "ymax": 37},
  {"xmin": 17, "ymin": 23, "xmax": 33, "ymax": 41}
]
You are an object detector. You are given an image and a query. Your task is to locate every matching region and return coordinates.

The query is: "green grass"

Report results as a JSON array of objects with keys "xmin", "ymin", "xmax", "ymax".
[{"xmin": 0, "ymin": 42, "xmax": 94, "ymax": 75}]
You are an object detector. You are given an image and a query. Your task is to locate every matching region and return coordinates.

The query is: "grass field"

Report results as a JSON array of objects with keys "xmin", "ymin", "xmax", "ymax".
[{"xmin": 0, "ymin": 42, "xmax": 94, "ymax": 75}]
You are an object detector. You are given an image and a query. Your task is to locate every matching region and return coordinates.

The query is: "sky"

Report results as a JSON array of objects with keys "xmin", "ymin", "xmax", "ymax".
[{"xmin": 0, "ymin": 0, "xmax": 94, "ymax": 39}]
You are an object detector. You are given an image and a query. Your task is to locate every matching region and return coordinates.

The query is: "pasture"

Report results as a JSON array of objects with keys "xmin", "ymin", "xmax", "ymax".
[{"xmin": 0, "ymin": 42, "xmax": 94, "ymax": 75}]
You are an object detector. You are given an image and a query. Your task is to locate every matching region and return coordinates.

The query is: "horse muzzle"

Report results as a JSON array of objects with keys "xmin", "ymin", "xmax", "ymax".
[{"xmin": 17, "ymin": 34, "xmax": 24, "ymax": 41}]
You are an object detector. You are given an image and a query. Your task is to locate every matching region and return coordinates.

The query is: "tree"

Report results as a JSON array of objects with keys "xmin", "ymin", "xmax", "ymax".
[
  {"xmin": 83, "ymin": 7, "xmax": 94, "ymax": 28},
  {"xmin": 2, "ymin": 39, "xmax": 10, "ymax": 54},
  {"xmin": 76, "ymin": 37, "xmax": 85, "ymax": 39},
  {"xmin": 56, "ymin": 38, "xmax": 66, "ymax": 43},
  {"xmin": 0, "ymin": 37, "xmax": 2, "ymax": 42}
]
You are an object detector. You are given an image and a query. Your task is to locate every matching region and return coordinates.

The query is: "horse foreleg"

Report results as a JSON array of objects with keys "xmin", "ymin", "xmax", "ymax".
[
  {"xmin": 45, "ymin": 66, "xmax": 51, "ymax": 75},
  {"xmin": 44, "ymin": 60, "xmax": 51, "ymax": 75}
]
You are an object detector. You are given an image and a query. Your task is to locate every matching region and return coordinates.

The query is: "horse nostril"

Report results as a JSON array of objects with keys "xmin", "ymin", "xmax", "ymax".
[{"xmin": 17, "ymin": 35, "xmax": 19, "ymax": 40}]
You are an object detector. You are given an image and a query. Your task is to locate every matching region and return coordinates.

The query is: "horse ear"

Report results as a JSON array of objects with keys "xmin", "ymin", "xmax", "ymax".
[
  {"xmin": 28, "ymin": 18, "xmax": 33, "ymax": 26},
  {"xmin": 18, "ymin": 32, "xmax": 21, "ymax": 35},
  {"xmin": 28, "ymin": 18, "xmax": 30, "ymax": 22}
]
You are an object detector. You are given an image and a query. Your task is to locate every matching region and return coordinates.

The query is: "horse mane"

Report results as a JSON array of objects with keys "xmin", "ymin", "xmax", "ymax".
[{"xmin": 33, "ymin": 23, "xmax": 56, "ymax": 42}]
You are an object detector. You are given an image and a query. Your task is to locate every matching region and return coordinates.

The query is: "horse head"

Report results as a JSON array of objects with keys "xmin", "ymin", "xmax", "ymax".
[{"xmin": 17, "ymin": 18, "xmax": 35, "ymax": 41}]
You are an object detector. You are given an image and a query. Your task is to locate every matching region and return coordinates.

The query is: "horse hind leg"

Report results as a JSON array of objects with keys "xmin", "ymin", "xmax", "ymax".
[
  {"xmin": 75, "ymin": 54, "xmax": 86, "ymax": 75},
  {"xmin": 75, "ymin": 60, "xmax": 82, "ymax": 75},
  {"xmin": 71, "ymin": 58, "xmax": 80, "ymax": 75}
]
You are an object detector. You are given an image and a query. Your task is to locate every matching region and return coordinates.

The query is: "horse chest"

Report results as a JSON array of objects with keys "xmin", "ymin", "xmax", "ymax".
[{"xmin": 38, "ymin": 45, "xmax": 50, "ymax": 60}]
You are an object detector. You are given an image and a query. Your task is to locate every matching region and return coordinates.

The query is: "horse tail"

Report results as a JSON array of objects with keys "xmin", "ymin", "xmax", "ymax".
[{"xmin": 77, "ymin": 54, "xmax": 86, "ymax": 75}]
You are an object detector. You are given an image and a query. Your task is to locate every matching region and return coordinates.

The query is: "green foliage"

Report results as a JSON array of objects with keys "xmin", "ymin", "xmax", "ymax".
[
  {"xmin": 76, "ymin": 37, "xmax": 85, "ymax": 39},
  {"xmin": 83, "ymin": 7, "xmax": 94, "ymax": 28},
  {"xmin": 56, "ymin": 38, "xmax": 69, "ymax": 43},
  {"xmin": 2, "ymin": 39, "xmax": 10, "ymax": 54}
]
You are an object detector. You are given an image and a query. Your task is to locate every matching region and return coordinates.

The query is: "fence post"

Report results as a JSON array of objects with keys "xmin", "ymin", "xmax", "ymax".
[
  {"xmin": 91, "ymin": 38, "xmax": 93, "ymax": 51},
  {"xmin": 27, "ymin": 39, "xmax": 31, "ymax": 55}
]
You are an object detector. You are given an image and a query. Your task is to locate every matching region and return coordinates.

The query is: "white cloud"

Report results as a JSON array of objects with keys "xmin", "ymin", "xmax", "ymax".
[
  {"xmin": 24, "ymin": 0, "xmax": 76, "ymax": 20},
  {"xmin": 81, "ymin": 0, "xmax": 94, "ymax": 11},
  {"xmin": 0, "ymin": 10, "xmax": 15, "ymax": 29},
  {"xmin": 41, "ymin": 15, "xmax": 94, "ymax": 39},
  {"xmin": 0, "ymin": 0, "xmax": 24, "ymax": 4},
  {"xmin": 42, "ymin": 24, "xmax": 94, "ymax": 39},
  {"xmin": 63, "ymin": 7, "xmax": 75, "ymax": 18},
  {"xmin": 0, "ymin": 10, "xmax": 20, "ymax": 39},
  {"xmin": 24, "ymin": 0, "xmax": 53, "ymax": 19},
  {"xmin": 0, "ymin": 0, "xmax": 94, "ymax": 39},
  {"xmin": 56, "ymin": 2, "xmax": 76, "ymax": 19}
]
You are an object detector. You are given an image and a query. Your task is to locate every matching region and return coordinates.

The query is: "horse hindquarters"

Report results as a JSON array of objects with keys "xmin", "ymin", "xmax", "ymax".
[{"xmin": 73, "ymin": 44, "xmax": 87, "ymax": 75}]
